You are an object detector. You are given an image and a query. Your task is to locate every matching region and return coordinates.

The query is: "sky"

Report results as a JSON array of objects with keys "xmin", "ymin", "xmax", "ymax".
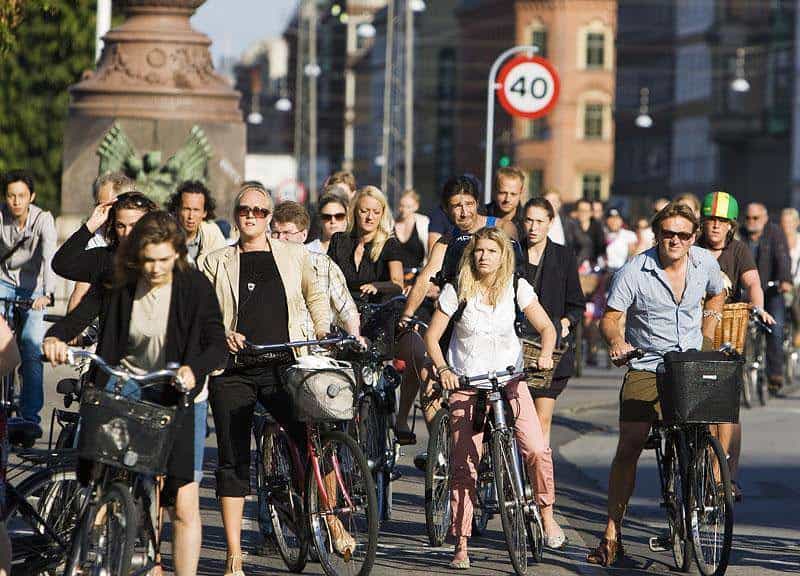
[{"xmin": 191, "ymin": 0, "xmax": 298, "ymax": 63}]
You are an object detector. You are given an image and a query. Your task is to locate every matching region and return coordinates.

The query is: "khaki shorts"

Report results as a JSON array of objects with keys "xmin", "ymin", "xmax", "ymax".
[{"xmin": 619, "ymin": 369, "xmax": 662, "ymax": 423}]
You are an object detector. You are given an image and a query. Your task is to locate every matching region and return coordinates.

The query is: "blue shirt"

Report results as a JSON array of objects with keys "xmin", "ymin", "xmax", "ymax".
[{"xmin": 606, "ymin": 246, "xmax": 724, "ymax": 372}]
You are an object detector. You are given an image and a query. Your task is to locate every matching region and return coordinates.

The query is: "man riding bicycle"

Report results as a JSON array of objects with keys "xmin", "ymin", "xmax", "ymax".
[{"xmin": 587, "ymin": 202, "xmax": 725, "ymax": 566}]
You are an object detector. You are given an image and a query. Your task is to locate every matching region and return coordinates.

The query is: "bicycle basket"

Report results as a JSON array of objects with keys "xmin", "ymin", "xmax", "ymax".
[
  {"xmin": 282, "ymin": 356, "xmax": 357, "ymax": 422},
  {"xmin": 712, "ymin": 302, "xmax": 749, "ymax": 354},
  {"xmin": 521, "ymin": 339, "xmax": 565, "ymax": 389},
  {"xmin": 656, "ymin": 351, "xmax": 743, "ymax": 425},
  {"xmin": 78, "ymin": 387, "xmax": 177, "ymax": 476},
  {"xmin": 358, "ymin": 301, "xmax": 401, "ymax": 360}
]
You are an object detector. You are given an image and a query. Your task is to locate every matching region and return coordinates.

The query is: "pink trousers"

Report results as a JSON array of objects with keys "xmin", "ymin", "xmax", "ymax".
[{"xmin": 449, "ymin": 379, "xmax": 555, "ymax": 538}]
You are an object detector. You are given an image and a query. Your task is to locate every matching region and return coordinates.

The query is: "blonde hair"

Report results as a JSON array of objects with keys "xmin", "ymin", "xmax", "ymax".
[
  {"xmin": 401, "ymin": 188, "xmax": 420, "ymax": 204},
  {"xmin": 782, "ymin": 207, "xmax": 799, "ymax": 223},
  {"xmin": 675, "ymin": 193, "xmax": 701, "ymax": 218},
  {"xmin": 456, "ymin": 227, "xmax": 516, "ymax": 307},
  {"xmin": 348, "ymin": 185, "xmax": 395, "ymax": 262},
  {"xmin": 233, "ymin": 181, "xmax": 273, "ymax": 218}
]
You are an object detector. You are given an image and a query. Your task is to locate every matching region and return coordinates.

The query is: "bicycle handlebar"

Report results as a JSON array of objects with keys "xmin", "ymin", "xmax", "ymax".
[
  {"xmin": 611, "ymin": 347, "xmax": 646, "ymax": 367},
  {"xmin": 64, "ymin": 349, "xmax": 187, "ymax": 393},
  {"xmin": 358, "ymin": 294, "xmax": 407, "ymax": 312},
  {"xmin": 242, "ymin": 335, "xmax": 360, "ymax": 353},
  {"xmin": 749, "ymin": 309, "xmax": 773, "ymax": 335}
]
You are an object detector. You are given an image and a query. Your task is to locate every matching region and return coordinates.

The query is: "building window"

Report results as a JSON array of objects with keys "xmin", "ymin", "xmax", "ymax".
[
  {"xmin": 583, "ymin": 103, "xmax": 604, "ymax": 139},
  {"xmin": 529, "ymin": 169, "xmax": 544, "ymax": 197},
  {"xmin": 586, "ymin": 32, "xmax": 605, "ymax": 69},
  {"xmin": 531, "ymin": 28, "xmax": 547, "ymax": 58},
  {"xmin": 582, "ymin": 173, "xmax": 603, "ymax": 200},
  {"xmin": 526, "ymin": 118, "xmax": 549, "ymax": 140}
]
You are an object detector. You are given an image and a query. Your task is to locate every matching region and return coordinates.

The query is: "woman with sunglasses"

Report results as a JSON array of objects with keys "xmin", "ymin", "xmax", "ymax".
[
  {"xmin": 306, "ymin": 192, "xmax": 349, "ymax": 255},
  {"xmin": 202, "ymin": 182, "xmax": 331, "ymax": 576},
  {"xmin": 328, "ymin": 185, "xmax": 404, "ymax": 299},
  {"xmin": 44, "ymin": 211, "xmax": 227, "ymax": 576}
]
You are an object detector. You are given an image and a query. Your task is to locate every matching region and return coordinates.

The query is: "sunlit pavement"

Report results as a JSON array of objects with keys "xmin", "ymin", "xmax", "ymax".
[{"xmin": 38, "ymin": 364, "xmax": 800, "ymax": 575}]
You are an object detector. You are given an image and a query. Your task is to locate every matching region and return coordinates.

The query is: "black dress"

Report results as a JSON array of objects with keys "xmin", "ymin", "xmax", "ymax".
[
  {"xmin": 396, "ymin": 221, "xmax": 425, "ymax": 271},
  {"xmin": 327, "ymin": 231, "xmax": 403, "ymax": 293}
]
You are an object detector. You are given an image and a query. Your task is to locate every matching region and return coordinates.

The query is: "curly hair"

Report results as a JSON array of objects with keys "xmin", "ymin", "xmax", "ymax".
[
  {"xmin": 167, "ymin": 180, "xmax": 217, "ymax": 220},
  {"xmin": 114, "ymin": 211, "xmax": 188, "ymax": 287},
  {"xmin": 106, "ymin": 191, "xmax": 158, "ymax": 249}
]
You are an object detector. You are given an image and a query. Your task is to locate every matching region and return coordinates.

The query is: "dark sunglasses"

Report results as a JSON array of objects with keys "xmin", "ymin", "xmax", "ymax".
[
  {"xmin": 321, "ymin": 212, "xmax": 347, "ymax": 222},
  {"xmin": 236, "ymin": 205, "xmax": 270, "ymax": 219},
  {"xmin": 745, "ymin": 215, "xmax": 762, "ymax": 221},
  {"xmin": 660, "ymin": 229, "xmax": 693, "ymax": 242},
  {"xmin": 115, "ymin": 192, "xmax": 156, "ymax": 210}
]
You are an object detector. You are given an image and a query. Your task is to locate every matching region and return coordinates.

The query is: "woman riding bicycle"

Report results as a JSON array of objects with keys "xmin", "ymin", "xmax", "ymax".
[
  {"xmin": 424, "ymin": 226, "xmax": 563, "ymax": 569},
  {"xmin": 43, "ymin": 211, "xmax": 227, "ymax": 576},
  {"xmin": 201, "ymin": 182, "xmax": 333, "ymax": 576}
]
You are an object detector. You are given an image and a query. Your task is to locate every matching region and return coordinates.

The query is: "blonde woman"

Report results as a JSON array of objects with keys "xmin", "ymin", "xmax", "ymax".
[
  {"xmin": 328, "ymin": 185, "xmax": 404, "ymax": 298},
  {"xmin": 424, "ymin": 227, "xmax": 565, "ymax": 569},
  {"xmin": 394, "ymin": 189, "xmax": 430, "ymax": 278}
]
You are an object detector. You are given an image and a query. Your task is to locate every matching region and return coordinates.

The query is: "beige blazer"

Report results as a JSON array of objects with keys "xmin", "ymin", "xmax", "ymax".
[
  {"xmin": 195, "ymin": 220, "xmax": 227, "ymax": 269},
  {"xmin": 202, "ymin": 238, "xmax": 330, "ymax": 351}
]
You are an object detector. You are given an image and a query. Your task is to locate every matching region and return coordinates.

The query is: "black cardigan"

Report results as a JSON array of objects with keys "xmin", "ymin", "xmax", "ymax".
[
  {"xmin": 522, "ymin": 240, "xmax": 586, "ymax": 380},
  {"xmin": 51, "ymin": 224, "xmax": 114, "ymax": 285},
  {"xmin": 46, "ymin": 267, "xmax": 227, "ymax": 404}
]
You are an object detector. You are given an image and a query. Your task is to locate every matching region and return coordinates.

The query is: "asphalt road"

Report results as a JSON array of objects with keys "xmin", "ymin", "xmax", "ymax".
[{"xmin": 35, "ymin": 363, "xmax": 800, "ymax": 575}]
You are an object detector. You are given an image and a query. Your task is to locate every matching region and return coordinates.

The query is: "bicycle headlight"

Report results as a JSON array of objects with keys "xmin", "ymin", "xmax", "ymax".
[{"xmin": 362, "ymin": 366, "xmax": 376, "ymax": 386}]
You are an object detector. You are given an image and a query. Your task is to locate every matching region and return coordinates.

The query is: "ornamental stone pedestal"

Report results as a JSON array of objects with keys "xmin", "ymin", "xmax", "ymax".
[{"xmin": 60, "ymin": 0, "xmax": 245, "ymax": 226}]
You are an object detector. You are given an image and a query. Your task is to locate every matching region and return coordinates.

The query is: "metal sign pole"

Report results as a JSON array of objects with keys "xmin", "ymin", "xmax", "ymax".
[{"xmin": 484, "ymin": 45, "xmax": 538, "ymax": 204}]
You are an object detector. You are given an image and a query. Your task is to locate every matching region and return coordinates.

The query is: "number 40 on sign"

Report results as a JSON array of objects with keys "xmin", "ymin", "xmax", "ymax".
[{"xmin": 496, "ymin": 55, "xmax": 560, "ymax": 120}]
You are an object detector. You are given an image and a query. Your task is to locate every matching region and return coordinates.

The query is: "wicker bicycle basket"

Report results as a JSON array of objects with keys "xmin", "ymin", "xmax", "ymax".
[
  {"xmin": 712, "ymin": 302, "xmax": 750, "ymax": 354},
  {"xmin": 521, "ymin": 339, "xmax": 565, "ymax": 389}
]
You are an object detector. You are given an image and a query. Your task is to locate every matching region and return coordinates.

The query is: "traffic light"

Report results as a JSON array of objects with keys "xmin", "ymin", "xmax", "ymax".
[
  {"xmin": 496, "ymin": 129, "xmax": 513, "ymax": 169},
  {"xmin": 499, "ymin": 155, "xmax": 511, "ymax": 168}
]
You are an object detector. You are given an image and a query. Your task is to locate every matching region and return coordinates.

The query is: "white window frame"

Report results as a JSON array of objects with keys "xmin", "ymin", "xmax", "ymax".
[
  {"xmin": 576, "ymin": 90, "xmax": 613, "ymax": 141},
  {"xmin": 577, "ymin": 20, "xmax": 613, "ymax": 71}
]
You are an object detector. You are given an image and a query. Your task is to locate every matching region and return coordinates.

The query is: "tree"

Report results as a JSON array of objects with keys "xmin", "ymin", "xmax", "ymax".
[{"xmin": 0, "ymin": 1, "xmax": 95, "ymax": 212}]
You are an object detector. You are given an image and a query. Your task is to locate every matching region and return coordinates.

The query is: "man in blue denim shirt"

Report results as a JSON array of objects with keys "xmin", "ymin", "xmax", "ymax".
[{"xmin": 587, "ymin": 202, "xmax": 725, "ymax": 566}]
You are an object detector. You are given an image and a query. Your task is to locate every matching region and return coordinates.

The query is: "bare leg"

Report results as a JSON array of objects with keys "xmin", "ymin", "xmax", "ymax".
[
  {"xmin": 396, "ymin": 331, "xmax": 431, "ymax": 433},
  {"xmin": 170, "ymin": 482, "xmax": 202, "ymax": 576},
  {"xmin": 728, "ymin": 423, "xmax": 742, "ymax": 482},
  {"xmin": 219, "ymin": 496, "xmax": 245, "ymax": 564},
  {"xmin": 603, "ymin": 421, "xmax": 651, "ymax": 541},
  {"xmin": 453, "ymin": 535, "xmax": 469, "ymax": 563}
]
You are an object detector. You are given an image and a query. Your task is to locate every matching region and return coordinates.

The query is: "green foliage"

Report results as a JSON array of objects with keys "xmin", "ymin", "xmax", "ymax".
[{"xmin": 0, "ymin": 0, "xmax": 95, "ymax": 213}]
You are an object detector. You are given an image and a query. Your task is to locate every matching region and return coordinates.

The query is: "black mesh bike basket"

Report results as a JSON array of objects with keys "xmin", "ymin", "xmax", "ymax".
[
  {"xmin": 78, "ymin": 387, "xmax": 178, "ymax": 476},
  {"xmin": 656, "ymin": 351, "xmax": 743, "ymax": 425},
  {"xmin": 358, "ymin": 302, "xmax": 400, "ymax": 360}
]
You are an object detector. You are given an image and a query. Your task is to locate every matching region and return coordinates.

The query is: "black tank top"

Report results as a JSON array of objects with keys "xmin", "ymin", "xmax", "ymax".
[{"xmin": 396, "ymin": 221, "xmax": 425, "ymax": 269}]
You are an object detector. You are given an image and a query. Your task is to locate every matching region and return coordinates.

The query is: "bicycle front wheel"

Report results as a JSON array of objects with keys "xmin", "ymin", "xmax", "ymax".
[
  {"xmin": 665, "ymin": 434, "xmax": 692, "ymax": 572},
  {"xmin": 66, "ymin": 481, "xmax": 136, "ymax": 576},
  {"xmin": 5, "ymin": 463, "xmax": 82, "ymax": 574},
  {"xmin": 687, "ymin": 434, "xmax": 734, "ymax": 576},
  {"xmin": 357, "ymin": 392, "xmax": 389, "ymax": 522},
  {"xmin": 306, "ymin": 430, "xmax": 378, "ymax": 576},
  {"xmin": 492, "ymin": 432, "xmax": 528, "ymax": 575},
  {"xmin": 258, "ymin": 423, "xmax": 308, "ymax": 573},
  {"xmin": 424, "ymin": 409, "xmax": 451, "ymax": 547}
]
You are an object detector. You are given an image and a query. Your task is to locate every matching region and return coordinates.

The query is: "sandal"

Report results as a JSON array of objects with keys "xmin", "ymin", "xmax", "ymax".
[
  {"xmin": 586, "ymin": 537, "xmax": 623, "ymax": 567},
  {"xmin": 449, "ymin": 557, "xmax": 471, "ymax": 570},
  {"xmin": 224, "ymin": 552, "xmax": 245, "ymax": 576}
]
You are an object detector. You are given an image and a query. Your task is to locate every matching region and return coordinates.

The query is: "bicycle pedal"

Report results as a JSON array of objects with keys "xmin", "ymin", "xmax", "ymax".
[{"xmin": 648, "ymin": 535, "xmax": 671, "ymax": 552}]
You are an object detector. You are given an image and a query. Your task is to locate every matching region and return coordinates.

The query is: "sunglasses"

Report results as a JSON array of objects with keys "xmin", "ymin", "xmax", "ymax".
[
  {"xmin": 745, "ymin": 215, "xmax": 762, "ymax": 221},
  {"xmin": 660, "ymin": 229, "xmax": 693, "ymax": 242},
  {"xmin": 236, "ymin": 205, "xmax": 270, "ymax": 219},
  {"xmin": 321, "ymin": 212, "xmax": 347, "ymax": 222},
  {"xmin": 115, "ymin": 192, "xmax": 156, "ymax": 210}
]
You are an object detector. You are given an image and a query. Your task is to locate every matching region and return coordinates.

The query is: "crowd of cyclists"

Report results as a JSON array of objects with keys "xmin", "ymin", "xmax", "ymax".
[{"xmin": 0, "ymin": 163, "xmax": 796, "ymax": 574}]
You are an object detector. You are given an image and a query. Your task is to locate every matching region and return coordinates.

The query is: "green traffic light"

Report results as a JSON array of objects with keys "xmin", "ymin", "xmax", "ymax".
[{"xmin": 499, "ymin": 156, "xmax": 511, "ymax": 168}]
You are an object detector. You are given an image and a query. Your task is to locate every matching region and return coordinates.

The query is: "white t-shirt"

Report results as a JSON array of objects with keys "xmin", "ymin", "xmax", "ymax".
[
  {"xmin": 605, "ymin": 228, "xmax": 638, "ymax": 270},
  {"xmin": 790, "ymin": 241, "xmax": 800, "ymax": 286},
  {"xmin": 548, "ymin": 215, "xmax": 566, "ymax": 245},
  {"xmin": 438, "ymin": 278, "xmax": 537, "ymax": 378},
  {"xmin": 86, "ymin": 232, "xmax": 107, "ymax": 250},
  {"xmin": 306, "ymin": 238, "xmax": 326, "ymax": 255}
]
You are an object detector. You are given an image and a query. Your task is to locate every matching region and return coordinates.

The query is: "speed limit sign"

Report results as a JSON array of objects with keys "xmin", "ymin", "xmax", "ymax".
[{"xmin": 496, "ymin": 55, "xmax": 560, "ymax": 119}]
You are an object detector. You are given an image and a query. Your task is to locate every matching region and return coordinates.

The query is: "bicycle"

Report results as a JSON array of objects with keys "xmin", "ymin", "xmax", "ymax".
[
  {"xmin": 742, "ymin": 309, "xmax": 771, "ymax": 408},
  {"xmin": 429, "ymin": 366, "xmax": 545, "ymax": 575},
  {"xmin": 349, "ymin": 295, "xmax": 406, "ymax": 523},
  {"xmin": 643, "ymin": 348, "xmax": 738, "ymax": 576},
  {"xmin": 61, "ymin": 349, "xmax": 189, "ymax": 576},
  {"xmin": 246, "ymin": 336, "xmax": 379, "ymax": 576}
]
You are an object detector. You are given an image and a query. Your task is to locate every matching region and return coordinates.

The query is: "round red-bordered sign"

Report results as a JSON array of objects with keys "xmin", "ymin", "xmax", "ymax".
[{"xmin": 496, "ymin": 55, "xmax": 560, "ymax": 119}]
